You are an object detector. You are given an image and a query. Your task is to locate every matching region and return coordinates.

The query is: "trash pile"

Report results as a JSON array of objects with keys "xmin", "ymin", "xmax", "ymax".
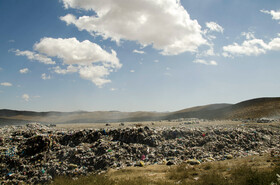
[{"xmin": 1, "ymin": 123, "xmax": 280, "ymax": 184}]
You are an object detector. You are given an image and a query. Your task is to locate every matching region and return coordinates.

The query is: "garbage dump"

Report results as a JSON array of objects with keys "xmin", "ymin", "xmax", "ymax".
[{"xmin": 0, "ymin": 122, "xmax": 280, "ymax": 184}]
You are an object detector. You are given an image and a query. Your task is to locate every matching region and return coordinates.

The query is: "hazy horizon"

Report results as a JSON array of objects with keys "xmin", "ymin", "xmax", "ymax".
[{"xmin": 1, "ymin": 0, "xmax": 280, "ymax": 112}]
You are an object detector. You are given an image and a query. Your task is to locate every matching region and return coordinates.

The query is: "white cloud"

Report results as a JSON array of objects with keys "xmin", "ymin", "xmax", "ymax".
[
  {"xmin": 133, "ymin": 49, "xmax": 145, "ymax": 54},
  {"xmin": 79, "ymin": 65, "xmax": 111, "ymax": 87},
  {"xmin": 22, "ymin": 94, "xmax": 30, "ymax": 102},
  {"xmin": 60, "ymin": 0, "xmax": 207, "ymax": 55},
  {"xmin": 268, "ymin": 37, "xmax": 280, "ymax": 51},
  {"xmin": 110, "ymin": 88, "xmax": 117, "ymax": 91},
  {"xmin": 130, "ymin": 70, "xmax": 135, "ymax": 73},
  {"xmin": 193, "ymin": 59, "xmax": 218, "ymax": 66},
  {"xmin": 223, "ymin": 39, "xmax": 270, "ymax": 57},
  {"xmin": 223, "ymin": 35, "xmax": 280, "ymax": 57},
  {"xmin": 53, "ymin": 65, "xmax": 78, "ymax": 74},
  {"xmin": 241, "ymin": 32, "xmax": 255, "ymax": 40},
  {"xmin": 41, "ymin": 73, "xmax": 51, "ymax": 80},
  {"xmin": 196, "ymin": 44, "xmax": 216, "ymax": 58},
  {"xmin": 205, "ymin": 35, "xmax": 216, "ymax": 40},
  {"xmin": 14, "ymin": 49, "xmax": 56, "ymax": 65},
  {"xmin": 261, "ymin": 10, "xmax": 280, "ymax": 22},
  {"xmin": 34, "ymin": 37, "xmax": 121, "ymax": 68},
  {"xmin": 154, "ymin": 60, "xmax": 159, "ymax": 63},
  {"xmin": 8, "ymin": 40, "xmax": 15, "ymax": 43},
  {"xmin": 19, "ymin": 68, "xmax": 29, "ymax": 74},
  {"xmin": 205, "ymin": 22, "xmax": 224, "ymax": 33},
  {"xmin": 1, "ymin": 82, "xmax": 12, "ymax": 86},
  {"xmin": 200, "ymin": 22, "xmax": 222, "ymax": 58},
  {"xmin": 16, "ymin": 37, "xmax": 121, "ymax": 87}
]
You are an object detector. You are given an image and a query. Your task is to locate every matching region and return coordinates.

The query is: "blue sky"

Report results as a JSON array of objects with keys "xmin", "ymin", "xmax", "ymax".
[{"xmin": 1, "ymin": 0, "xmax": 280, "ymax": 112}]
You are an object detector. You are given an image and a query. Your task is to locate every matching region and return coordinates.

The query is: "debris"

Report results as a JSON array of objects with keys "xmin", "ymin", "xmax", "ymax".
[
  {"xmin": 0, "ymin": 122, "xmax": 279, "ymax": 184},
  {"xmin": 166, "ymin": 161, "xmax": 175, "ymax": 166},
  {"xmin": 186, "ymin": 159, "xmax": 201, "ymax": 165},
  {"xmin": 225, "ymin": 154, "xmax": 233, "ymax": 159}
]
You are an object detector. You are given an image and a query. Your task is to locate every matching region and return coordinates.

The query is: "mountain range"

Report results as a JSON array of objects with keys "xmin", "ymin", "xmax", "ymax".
[{"xmin": 0, "ymin": 97, "xmax": 279, "ymax": 125}]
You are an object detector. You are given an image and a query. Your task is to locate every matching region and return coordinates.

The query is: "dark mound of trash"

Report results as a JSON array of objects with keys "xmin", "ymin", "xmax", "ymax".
[{"xmin": 0, "ymin": 123, "xmax": 279, "ymax": 184}]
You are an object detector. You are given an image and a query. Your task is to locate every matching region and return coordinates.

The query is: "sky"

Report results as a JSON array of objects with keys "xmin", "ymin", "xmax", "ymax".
[{"xmin": 1, "ymin": 0, "xmax": 280, "ymax": 112}]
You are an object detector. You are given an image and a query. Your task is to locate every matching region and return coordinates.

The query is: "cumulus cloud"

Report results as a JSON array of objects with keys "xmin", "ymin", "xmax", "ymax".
[
  {"xmin": 130, "ymin": 70, "xmax": 135, "ymax": 73},
  {"xmin": 222, "ymin": 35, "xmax": 280, "ymax": 57},
  {"xmin": 199, "ymin": 22, "xmax": 223, "ymax": 58},
  {"xmin": 53, "ymin": 65, "xmax": 78, "ymax": 74},
  {"xmin": 205, "ymin": 22, "xmax": 224, "ymax": 33},
  {"xmin": 79, "ymin": 65, "xmax": 111, "ymax": 87},
  {"xmin": 196, "ymin": 44, "xmax": 217, "ymax": 58},
  {"xmin": 261, "ymin": 10, "xmax": 280, "ymax": 22},
  {"xmin": 15, "ymin": 37, "xmax": 121, "ymax": 87},
  {"xmin": 193, "ymin": 59, "xmax": 217, "ymax": 66},
  {"xmin": 22, "ymin": 94, "xmax": 30, "ymax": 102},
  {"xmin": 41, "ymin": 73, "xmax": 51, "ymax": 80},
  {"xmin": 34, "ymin": 37, "xmax": 121, "ymax": 87},
  {"xmin": 14, "ymin": 49, "xmax": 56, "ymax": 65},
  {"xmin": 19, "ymin": 68, "xmax": 29, "ymax": 74},
  {"xmin": 60, "ymin": 0, "xmax": 207, "ymax": 55},
  {"xmin": 223, "ymin": 39, "xmax": 269, "ymax": 57},
  {"xmin": 154, "ymin": 60, "xmax": 159, "ymax": 63},
  {"xmin": 1, "ymin": 82, "xmax": 12, "ymax": 86},
  {"xmin": 133, "ymin": 49, "xmax": 145, "ymax": 54},
  {"xmin": 34, "ymin": 37, "xmax": 121, "ymax": 68}
]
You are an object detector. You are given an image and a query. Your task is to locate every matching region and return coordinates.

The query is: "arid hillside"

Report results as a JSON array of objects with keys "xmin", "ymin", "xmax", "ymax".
[{"xmin": 0, "ymin": 97, "xmax": 279, "ymax": 124}]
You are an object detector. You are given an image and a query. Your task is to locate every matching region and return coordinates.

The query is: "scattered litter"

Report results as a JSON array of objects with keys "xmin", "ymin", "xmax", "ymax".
[{"xmin": 0, "ymin": 123, "xmax": 279, "ymax": 184}]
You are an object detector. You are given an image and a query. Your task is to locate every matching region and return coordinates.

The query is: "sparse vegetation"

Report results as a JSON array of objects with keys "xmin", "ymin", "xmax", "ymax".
[
  {"xmin": 50, "ymin": 174, "xmax": 115, "ymax": 185},
  {"xmin": 51, "ymin": 155, "xmax": 280, "ymax": 185}
]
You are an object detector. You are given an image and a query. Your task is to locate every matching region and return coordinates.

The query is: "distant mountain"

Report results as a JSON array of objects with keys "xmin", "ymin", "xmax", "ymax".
[
  {"xmin": 175, "ymin": 104, "xmax": 232, "ymax": 114},
  {"xmin": 0, "ymin": 97, "xmax": 279, "ymax": 125},
  {"xmin": 168, "ymin": 97, "xmax": 280, "ymax": 120}
]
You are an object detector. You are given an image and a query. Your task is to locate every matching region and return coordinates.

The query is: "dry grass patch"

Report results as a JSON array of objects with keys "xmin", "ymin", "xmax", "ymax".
[{"xmin": 51, "ymin": 154, "xmax": 280, "ymax": 185}]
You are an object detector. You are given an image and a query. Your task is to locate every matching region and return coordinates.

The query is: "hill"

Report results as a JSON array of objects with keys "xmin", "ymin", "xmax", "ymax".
[
  {"xmin": 169, "ymin": 97, "xmax": 280, "ymax": 120},
  {"xmin": 0, "ymin": 97, "xmax": 279, "ymax": 125}
]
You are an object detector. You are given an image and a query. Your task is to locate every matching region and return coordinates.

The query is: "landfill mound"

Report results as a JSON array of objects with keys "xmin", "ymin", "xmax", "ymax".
[{"xmin": 1, "ymin": 123, "xmax": 280, "ymax": 184}]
